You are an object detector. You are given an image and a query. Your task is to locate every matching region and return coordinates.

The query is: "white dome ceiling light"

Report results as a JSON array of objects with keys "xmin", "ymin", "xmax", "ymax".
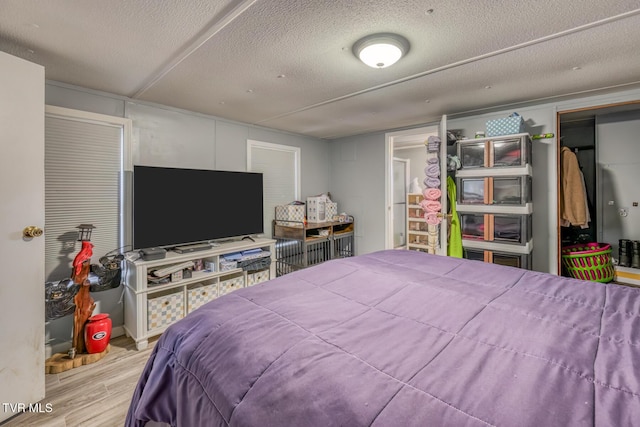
[{"xmin": 353, "ymin": 33, "xmax": 410, "ymax": 69}]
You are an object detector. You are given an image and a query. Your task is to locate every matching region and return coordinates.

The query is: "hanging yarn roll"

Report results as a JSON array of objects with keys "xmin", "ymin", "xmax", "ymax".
[
  {"xmin": 420, "ymin": 199, "xmax": 441, "ymax": 213},
  {"xmin": 423, "ymin": 176, "xmax": 440, "ymax": 188},
  {"xmin": 424, "ymin": 163, "xmax": 440, "ymax": 178},
  {"xmin": 424, "ymin": 212, "xmax": 441, "ymax": 225},
  {"xmin": 423, "ymin": 187, "xmax": 441, "ymax": 201},
  {"xmin": 427, "ymin": 157, "xmax": 439, "ymax": 164}
]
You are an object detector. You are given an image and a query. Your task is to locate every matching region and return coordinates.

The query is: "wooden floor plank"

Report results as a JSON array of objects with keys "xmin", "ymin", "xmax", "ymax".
[{"xmin": 1, "ymin": 336, "xmax": 156, "ymax": 427}]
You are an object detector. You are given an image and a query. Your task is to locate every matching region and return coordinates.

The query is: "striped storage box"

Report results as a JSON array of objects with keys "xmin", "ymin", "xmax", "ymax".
[
  {"xmin": 147, "ymin": 291, "xmax": 184, "ymax": 330},
  {"xmin": 187, "ymin": 283, "xmax": 218, "ymax": 312},
  {"xmin": 219, "ymin": 275, "xmax": 245, "ymax": 295},
  {"xmin": 247, "ymin": 270, "xmax": 270, "ymax": 286}
]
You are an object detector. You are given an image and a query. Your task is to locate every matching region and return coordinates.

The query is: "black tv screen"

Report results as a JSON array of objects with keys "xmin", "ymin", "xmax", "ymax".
[{"xmin": 133, "ymin": 166, "xmax": 263, "ymax": 249}]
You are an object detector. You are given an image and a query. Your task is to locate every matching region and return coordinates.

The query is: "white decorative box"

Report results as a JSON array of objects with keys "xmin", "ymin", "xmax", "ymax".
[
  {"xmin": 147, "ymin": 291, "xmax": 184, "ymax": 330},
  {"xmin": 187, "ymin": 283, "xmax": 218, "ymax": 312},
  {"xmin": 326, "ymin": 202, "xmax": 337, "ymax": 220},
  {"xmin": 275, "ymin": 205, "xmax": 305, "ymax": 222},
  {"xmin": 170, "ymin": 270, "xmax": 183, "ymax": 282},
  {"xmin": 307, "ymin": 196, "xmax": 335, "ymax": 222},
  {"xmin": 219, "ymin": 275, "xmax": 245, "ymax": 295}
]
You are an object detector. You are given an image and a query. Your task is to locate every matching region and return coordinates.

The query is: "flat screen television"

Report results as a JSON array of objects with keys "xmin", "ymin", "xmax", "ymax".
[{"xmin": 133, "ymin": 166, "xmax": 264, "ymax": 249}]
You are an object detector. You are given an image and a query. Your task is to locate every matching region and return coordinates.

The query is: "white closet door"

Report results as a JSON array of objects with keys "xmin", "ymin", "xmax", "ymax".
[
  {"xmin": 438, "ymin": 115, "xmax": 449, "ymax": 256},
  {"xmin": 247, "ymin": 140, "xmax": 300, "ymax": 237}
]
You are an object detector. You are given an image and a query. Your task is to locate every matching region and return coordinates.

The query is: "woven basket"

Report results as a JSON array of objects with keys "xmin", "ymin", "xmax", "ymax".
[
  {"xmin": 561, "ymin": 243, "xmax": 614, "ymax": 283},
  {"xmin": 238, "ymin": 256, "xmax": 271, "ymax": 272}
]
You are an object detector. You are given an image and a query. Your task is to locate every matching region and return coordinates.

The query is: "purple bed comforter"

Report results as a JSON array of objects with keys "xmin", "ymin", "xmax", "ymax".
[{"xmin": 126, "ymin": 250, "xmax": 640, "ymax": 426}]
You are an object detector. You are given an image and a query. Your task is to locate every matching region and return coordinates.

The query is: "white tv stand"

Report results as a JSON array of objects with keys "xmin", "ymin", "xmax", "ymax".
[{"xmin": 123, "ymin": 237, "xmax": 276, "ymax": 350}]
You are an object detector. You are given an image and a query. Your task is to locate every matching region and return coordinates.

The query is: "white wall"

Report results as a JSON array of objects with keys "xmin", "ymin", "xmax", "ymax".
[
  {"xmin": 328, "ymin": 131, "xmax": 387, "ymax": 255},
  {"xmin": 44, "ymin": 81, "xmax": 331, "ymax": 353},
  {"xmin": 598, "ymin": 109, "xmax": 640, "ymax": 255},
  {"xmin": 394, "ymin": 146, "xmax": 426, "ymax": 190}
]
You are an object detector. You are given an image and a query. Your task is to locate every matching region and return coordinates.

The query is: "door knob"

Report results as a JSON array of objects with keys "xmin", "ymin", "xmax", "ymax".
[{"xmin": 23, "ymin": 226, "xmax": 44, "ymax": 238}]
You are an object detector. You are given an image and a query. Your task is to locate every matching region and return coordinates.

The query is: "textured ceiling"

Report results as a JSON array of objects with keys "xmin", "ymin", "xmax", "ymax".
[{"xmin": 2, "ymin": 0, "xmax": 640, "ymax": 139}]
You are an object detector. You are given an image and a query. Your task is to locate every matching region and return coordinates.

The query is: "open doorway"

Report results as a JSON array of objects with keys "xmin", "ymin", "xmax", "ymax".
[
  {"xmin": 384, "ymin": 126, "xmax": 438, "ymax": 249},
  {"xmin": 557, "ymin": 100, "xmax": 640, "ymax": 280}
]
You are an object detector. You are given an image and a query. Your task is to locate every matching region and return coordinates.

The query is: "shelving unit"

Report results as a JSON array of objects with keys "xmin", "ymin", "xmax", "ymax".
[
  {"xmin": 456, "ymin": 133, "xmax": 534, "ymax": 269},
  {"xmin": 273, "ymin": 220, "xmax": 354, "ymax": 275},
  {"xmin": 406, "ymin": 193, "xmax": 432, "ymax": 252},
  {"xmin": 124, "ymin": 237, "xmax": 275, "ymax": 350}
]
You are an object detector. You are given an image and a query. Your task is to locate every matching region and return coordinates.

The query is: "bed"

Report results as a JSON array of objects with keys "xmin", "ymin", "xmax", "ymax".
[{"xmin": 126, "ymin": 250, "xmax": 640, "ymax": 426}]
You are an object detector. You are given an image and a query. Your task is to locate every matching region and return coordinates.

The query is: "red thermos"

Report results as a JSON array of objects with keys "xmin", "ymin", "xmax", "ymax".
[{"xmin": 84, "ymin": 313, "xmax": 112, "ymax": 353}]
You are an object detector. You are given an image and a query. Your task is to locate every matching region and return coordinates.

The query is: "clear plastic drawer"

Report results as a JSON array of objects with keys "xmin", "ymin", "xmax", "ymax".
[
  {"xmin": 460, "ymin": 213, "xmax": 532, "ymax": 245},
  {"xmin": 458, "ymin": 176, "xmax": 532, "ymax": 206},
  {"xmin": 457, "ymin": 135, "xmax": 531, "ymax": 169},
  {"xmin": 463, "ymin": 248, "xmax": 531, "ymax": 269}
]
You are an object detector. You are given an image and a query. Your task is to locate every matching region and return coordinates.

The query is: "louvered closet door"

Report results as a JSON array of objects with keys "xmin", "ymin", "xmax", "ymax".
[{"xmin": 45, "ymin": 113, "xmax": 123, "ymax": 281}]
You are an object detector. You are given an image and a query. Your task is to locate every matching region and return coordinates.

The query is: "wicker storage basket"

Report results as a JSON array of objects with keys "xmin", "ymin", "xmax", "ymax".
[
  {"xmin": 238, "ymin": 256, "xmax": 271, "ymax": 272},
  {"xmin": 561, "ymin": 243, "xmax": 614, "ymax": 283}
]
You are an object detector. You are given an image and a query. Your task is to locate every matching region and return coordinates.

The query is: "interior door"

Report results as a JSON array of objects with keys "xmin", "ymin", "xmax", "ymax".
[
  {"xmin": 437, "ymin": 114, "xmax": 449, "ymax": 256},
  {"xmin": 0, "ymin": 52, "xmax": 45, "ymax": 422},
  {"xmin": 392, "ymin": 157, "xmax": 409, "ymax": 248}
]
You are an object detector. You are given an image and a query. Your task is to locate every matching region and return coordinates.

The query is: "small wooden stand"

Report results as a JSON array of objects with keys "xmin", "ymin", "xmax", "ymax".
[{"xmin": 45, "ymin": 344, "xmax": 111, "ymax": 374}]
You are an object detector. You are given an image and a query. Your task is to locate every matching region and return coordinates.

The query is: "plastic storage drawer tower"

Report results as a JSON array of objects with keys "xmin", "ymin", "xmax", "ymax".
[{"xmin": 456, "ymin": 133, "xmax": 534, "ymax": 269}]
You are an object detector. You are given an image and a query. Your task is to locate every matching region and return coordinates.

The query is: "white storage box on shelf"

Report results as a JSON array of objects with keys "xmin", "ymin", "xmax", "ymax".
[
  {"xmin": 275, "ymin": 204, "xmax": 305, "ymax": 226},
  {"xmin": 307, "ymin": 196, "xmax": 337, "ymax": 223},
  {"xmin": 326, "ymin": 202, "xmax": 337, "ymax": 220}
]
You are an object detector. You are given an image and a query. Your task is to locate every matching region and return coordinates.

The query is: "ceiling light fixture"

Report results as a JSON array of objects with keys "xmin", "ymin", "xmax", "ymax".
[{"xmin": 353, "ymin": 33, "xmax": 410, "ymax": 69}]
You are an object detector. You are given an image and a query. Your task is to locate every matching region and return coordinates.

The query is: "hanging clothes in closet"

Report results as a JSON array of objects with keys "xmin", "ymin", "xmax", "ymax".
[
  {"xmin": 560, "ymin": 146, "xmax": 590, "ymax": 228},
  {"xmin": 446, "ymin": 176, "xmax": 463, "ymax": 258}
]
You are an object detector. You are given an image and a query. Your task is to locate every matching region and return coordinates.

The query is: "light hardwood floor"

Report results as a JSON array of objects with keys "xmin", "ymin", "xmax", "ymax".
[{"xmin": 1, "ymin": 335, "xmax": 156, "ymax": 427}]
